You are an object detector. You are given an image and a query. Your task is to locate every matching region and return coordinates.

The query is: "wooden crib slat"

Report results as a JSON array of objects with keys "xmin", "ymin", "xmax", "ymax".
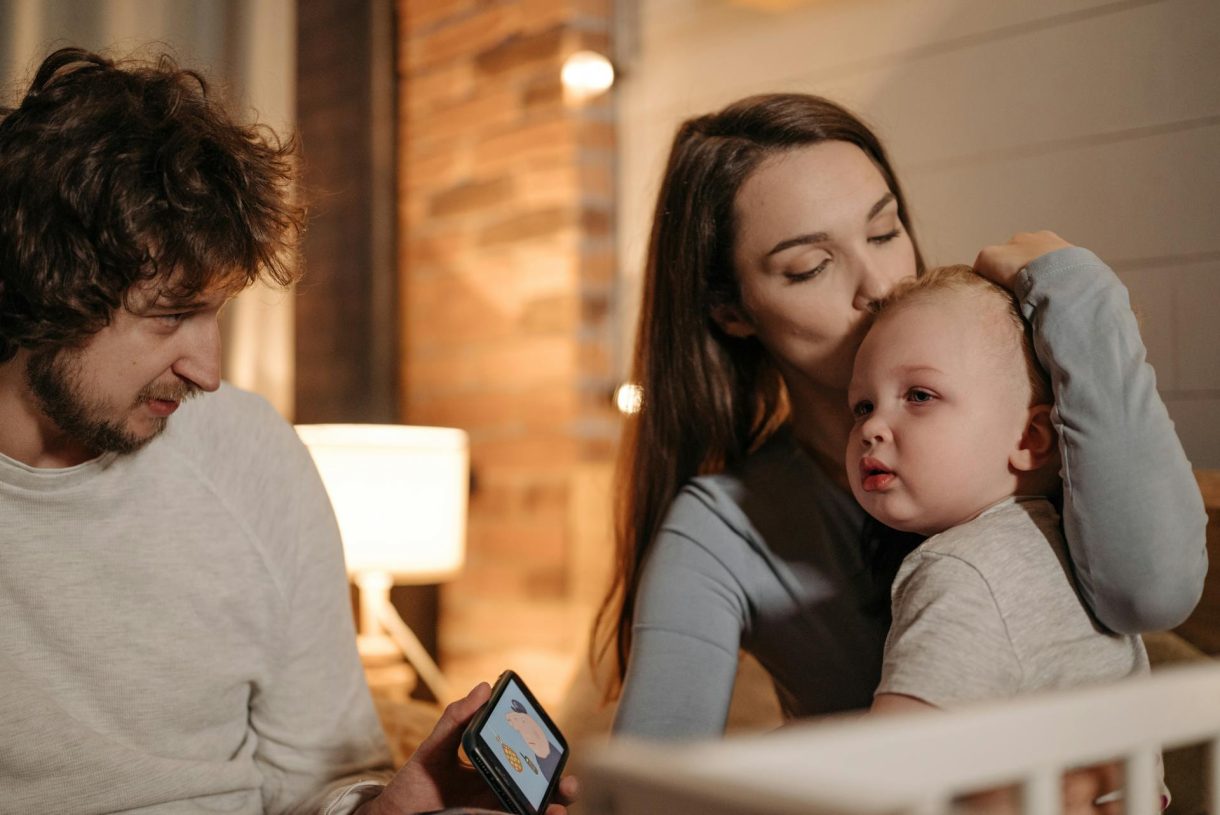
[
  {"xmin": 1123, "ymin": 748, "xmax": 1161, "ymax": 815},
  {"xmin": 1208, "ymin": 736, "xmax": 1220, "ymax": 815},
  {"xmin": 1021, "ymin": 769, "xmax": 1060, "ymax": 815}
]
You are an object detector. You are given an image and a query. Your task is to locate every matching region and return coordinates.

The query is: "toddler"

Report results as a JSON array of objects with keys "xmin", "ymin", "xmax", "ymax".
[{"xmin": 845, "ymin": 265, "xmax": 1150, "ymax": 712}]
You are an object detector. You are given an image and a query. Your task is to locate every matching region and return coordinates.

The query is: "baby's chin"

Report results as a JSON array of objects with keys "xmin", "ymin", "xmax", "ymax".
[
  {"xmin": 859, "ymin": 500, "xmax": 961, "ymax": 537},
  {"xmin": 891, "ymin": 505, "xmax": 1004, "ymax": 537},
  {"xmin": 884, "ymin": 516, "xmax": 943, "ymax": 537},
  {"xmin": 849, "ymin": 480, "xmax": 986, "ymax": 536}
]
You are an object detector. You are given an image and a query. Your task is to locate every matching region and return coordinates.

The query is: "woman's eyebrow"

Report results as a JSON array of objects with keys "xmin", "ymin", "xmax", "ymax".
[
  {"xmin": 867, "ymin": 192, "xmax": 897, "ymax": 220},
  {"xmin": 767, "ymin": 230, "xmax": 829, "ymax": 257},
  {"xmin": 765, "ymin": 192, "xmax": 898, "ymax": 257}
]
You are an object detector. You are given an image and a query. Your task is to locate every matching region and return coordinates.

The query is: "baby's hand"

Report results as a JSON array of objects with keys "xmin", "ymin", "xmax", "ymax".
[{"xmin": 974, "ymin": 231, "xmax": 1073, "ymax": 290}]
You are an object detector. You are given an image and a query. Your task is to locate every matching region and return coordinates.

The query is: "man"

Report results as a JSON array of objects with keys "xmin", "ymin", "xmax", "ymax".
[{"xmin": 0, "ymin": 47, "xmax": 572, "ymax": 815}]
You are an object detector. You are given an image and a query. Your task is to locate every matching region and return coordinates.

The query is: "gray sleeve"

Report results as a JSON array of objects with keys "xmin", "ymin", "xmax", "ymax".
[
  {"xmin": 877, "ymin": 552, "xmax": 1021, "ymax": 707},
  {"xmin": 612, "ymin": 497, "xmax": 750, "ymax": 741},
  {"xmin": 1018, "ymin": 247, "xmax": 1207, "ymax": 633},
  {"xmin": 245, "ymin": 411, "xmax": 393, "ymax": 813}
]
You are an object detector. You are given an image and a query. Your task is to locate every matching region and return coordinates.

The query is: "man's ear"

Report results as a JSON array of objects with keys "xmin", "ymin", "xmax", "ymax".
[
  {"xmin": 710, "ymin": 303, "xmax": 755, "ymax": 339},
  {"xmin": 1010, "ymin": 404, "xmax": 1057, "ymax": 472}
]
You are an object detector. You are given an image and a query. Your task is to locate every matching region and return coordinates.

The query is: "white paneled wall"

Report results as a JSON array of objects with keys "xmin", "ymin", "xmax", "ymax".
[{"xmin": 615, "ymin": 0, "xmax": 1220, "ymax": 466}]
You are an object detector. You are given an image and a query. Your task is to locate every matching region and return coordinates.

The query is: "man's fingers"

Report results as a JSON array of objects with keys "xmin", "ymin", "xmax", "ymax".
[
  {"xmin": 438, "ymin": 682, "xmax": 492, "ymax": 734},
  {"xmin": 415, "ymin": 682, "xmax": 492, "ymax": 760},
  {"xmin": 448, "ymin": 682, "xmax": 492, "ymax": 722},
  {"xmin": 555, "ymin": 774, "xmax": 579, "ymax": 804},
  {"xmin": 538, "ymin": 774, "xmax": 580, "ymax": 814}
]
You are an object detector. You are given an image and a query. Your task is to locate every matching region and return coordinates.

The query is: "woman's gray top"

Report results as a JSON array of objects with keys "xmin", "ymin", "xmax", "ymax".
[{"xmin": 613, "ymin": 247, "xmax": 1208, "ymax": 740}]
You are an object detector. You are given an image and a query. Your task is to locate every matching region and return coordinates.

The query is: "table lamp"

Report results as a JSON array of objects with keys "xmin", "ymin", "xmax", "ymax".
[{"xmin": 296, "ymin": 423, "xmax": 469, "ymax": 703}]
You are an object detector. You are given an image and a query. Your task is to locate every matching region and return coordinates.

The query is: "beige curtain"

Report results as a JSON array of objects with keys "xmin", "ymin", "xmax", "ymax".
[{"xmin": 0, "ymin": 0, "xmax": 298, "ymax": 419}]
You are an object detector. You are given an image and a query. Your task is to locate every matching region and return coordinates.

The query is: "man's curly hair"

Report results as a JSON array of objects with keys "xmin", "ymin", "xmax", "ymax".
[{"xmin": 0, "ymin": 46, "xmax": 304, "ymax": 362}]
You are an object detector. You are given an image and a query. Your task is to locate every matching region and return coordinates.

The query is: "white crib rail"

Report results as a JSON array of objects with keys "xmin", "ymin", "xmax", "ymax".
[{"xmin": 582, "ymin": 662, "xmax": 1220, "ymax": 815}]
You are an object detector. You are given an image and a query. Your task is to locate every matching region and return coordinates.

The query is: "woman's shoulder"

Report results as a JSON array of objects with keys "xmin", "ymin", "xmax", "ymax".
[
  {"xmin": 662, "ymin": 427, "xmax": 865, "ymax": 560},
  {"xmin": 672, "ymin": 429, "xmax": 807, "ymax": 520}
]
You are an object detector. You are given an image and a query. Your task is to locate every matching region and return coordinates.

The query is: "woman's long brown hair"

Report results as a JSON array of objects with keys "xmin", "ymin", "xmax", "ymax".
[{"xmin": 592, "ymin": 94, "xmax": 926, "ymax": 699}]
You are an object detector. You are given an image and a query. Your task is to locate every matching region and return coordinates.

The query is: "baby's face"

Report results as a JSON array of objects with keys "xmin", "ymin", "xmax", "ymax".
[{"xmin": 845, "ymin": 289, "xmax": 1032, "ymax": 535}]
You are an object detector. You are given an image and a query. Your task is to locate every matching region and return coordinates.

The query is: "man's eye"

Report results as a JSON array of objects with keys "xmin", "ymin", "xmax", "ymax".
[
  {"xmin": 906, "ymin": 388, "xmax": 935, "ymax": 404},
  {"xmin": 868, "ymin": 228, "xmax": 901, "ymax": 245},
  {"xmin": 851, "ymin": 400, "xmax": 873, "ymax": 418}
]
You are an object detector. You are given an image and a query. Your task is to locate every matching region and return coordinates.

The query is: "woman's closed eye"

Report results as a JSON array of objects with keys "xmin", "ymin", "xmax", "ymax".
[
  {"xmin": 868, "ymin": 228, "xmax": 902, "ymax": 246},
  {"xmin": 784, "ymin": 257, "xmax": 830, "ymax": 284},
  {"xmin": 782, "ymin": 225, "xmax": 902, "ymax": 283}
]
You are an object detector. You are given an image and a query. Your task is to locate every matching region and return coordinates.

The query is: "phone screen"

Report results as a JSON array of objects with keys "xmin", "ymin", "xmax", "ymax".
[{"xmin": 472, "ymin": 674, "xmax": 566, "ymax": 812}]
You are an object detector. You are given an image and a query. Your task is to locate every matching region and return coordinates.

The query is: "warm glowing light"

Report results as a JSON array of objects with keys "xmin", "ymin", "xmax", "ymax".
[
  {"xmin": 561, "ymin": 50, "xmax": 615, "ymax": 104},
  {"xmin": 295, "ymin": 424, "xmax": 468, "ymax": 582},
  {"xmin": 615, "ymin": 383, "xmax": 643, "ymax": 415},
  {"xmin": 296, "ymin": 423, "xmax": 469, "ymax": 703}
]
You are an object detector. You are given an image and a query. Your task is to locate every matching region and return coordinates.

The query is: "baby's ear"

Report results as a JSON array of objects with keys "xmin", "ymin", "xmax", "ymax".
[
  {"xmin": 1010, "ymin": 404, "xmax": 1057, "ymax": 472},
  {"xmin": 711, "ymin": 303, "xmax": 756, "ymax": 339}
]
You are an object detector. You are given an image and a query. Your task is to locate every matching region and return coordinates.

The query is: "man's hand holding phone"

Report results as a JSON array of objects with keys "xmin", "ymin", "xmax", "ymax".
[
  {"xmin": 356, "ymin": 681, "xmax": 578, "ymax": 815},
  {"xmin": 458, "ymin": 671, "xmax": 571, "ymax": 815}
]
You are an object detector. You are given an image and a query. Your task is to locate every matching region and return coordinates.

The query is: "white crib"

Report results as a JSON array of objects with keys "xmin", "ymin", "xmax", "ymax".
[{"xmin": 582, "ymin": 662, "xmax": 1220, "ymax": 815}]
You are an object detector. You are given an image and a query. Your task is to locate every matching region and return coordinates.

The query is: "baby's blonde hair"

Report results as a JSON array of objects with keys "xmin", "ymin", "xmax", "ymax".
[{"xmin": 875, "ymin": 264, "xmax": 1052, "ymax": 406}]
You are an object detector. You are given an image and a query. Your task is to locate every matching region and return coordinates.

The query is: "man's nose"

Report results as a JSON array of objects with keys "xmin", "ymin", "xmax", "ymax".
[{"xmin": 172, "ymin": 318, "xmax": 222, "ymax": 393}]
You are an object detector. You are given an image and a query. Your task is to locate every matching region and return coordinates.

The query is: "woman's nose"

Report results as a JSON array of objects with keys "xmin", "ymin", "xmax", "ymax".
[
  {"xmin": 853, "ymin": 256, "xmax": 909, "ymax": 313},
  {"xmin": 854, "ymin": 270, "xmax": 888, "ymax": 313}
]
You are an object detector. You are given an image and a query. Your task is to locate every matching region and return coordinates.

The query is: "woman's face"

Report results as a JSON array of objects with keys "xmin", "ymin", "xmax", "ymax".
[{"xmin": 720, "ymin": 141, "xmax": 918, "ymax": 400}]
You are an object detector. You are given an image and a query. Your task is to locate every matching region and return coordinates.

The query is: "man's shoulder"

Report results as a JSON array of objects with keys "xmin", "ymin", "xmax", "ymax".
[
  {"xmin": 163, "ymin": 383, "xmax": 302, "ymax": 470},
  {"xmin": 172, "ymin": 383, "xmax": 290, "ymax": 442},
  {"xmin": 174, "ymin": 383, "xmax": 279, "ymax": 424}
]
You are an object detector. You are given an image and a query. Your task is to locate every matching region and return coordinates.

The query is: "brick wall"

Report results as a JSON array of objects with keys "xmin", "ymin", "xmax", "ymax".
[{"xmin": 397, "ymin": 0, "xmax": 618, "ymax": 697}]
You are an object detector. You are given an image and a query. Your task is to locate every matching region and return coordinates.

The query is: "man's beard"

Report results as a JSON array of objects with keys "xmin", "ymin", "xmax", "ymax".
[{"xmin": 25, "ymin": 347, "xmax": 198, "ymax": 456}]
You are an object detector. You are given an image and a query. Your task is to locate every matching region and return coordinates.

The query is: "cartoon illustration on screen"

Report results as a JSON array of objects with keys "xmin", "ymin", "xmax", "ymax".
[
  {"xmin": 497, "ymin": 737, "xmax": 523, "ymax": 772},
  {"xmin": 505, "ymin": 699, "xmax": 561, "ymax": 779}
]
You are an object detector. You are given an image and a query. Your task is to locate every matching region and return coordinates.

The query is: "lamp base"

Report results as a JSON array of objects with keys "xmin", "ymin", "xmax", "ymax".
[
  {"xmin": 356, "ymin": 631, "xmax": 401, "ymax": 665},
  {"xmin": 355, "ymin": 570, "xmax": 454, "ymax": 704}
]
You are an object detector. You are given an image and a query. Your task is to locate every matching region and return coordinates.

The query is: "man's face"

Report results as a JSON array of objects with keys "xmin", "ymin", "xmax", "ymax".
[{"xmin": 25, "ymin": 278, "xmax": 232, "ymax": 457}]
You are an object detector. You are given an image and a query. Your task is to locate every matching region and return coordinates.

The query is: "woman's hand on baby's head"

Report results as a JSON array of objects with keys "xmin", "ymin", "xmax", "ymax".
[{"xmin": 974, "ymin": 231, "xmax": 1074, "ymax": 290}]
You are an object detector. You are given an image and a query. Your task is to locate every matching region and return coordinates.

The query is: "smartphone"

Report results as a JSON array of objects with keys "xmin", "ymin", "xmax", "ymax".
[{"xmin": 461, "ymin": 670, "xmax": 569, "ymax": 815}]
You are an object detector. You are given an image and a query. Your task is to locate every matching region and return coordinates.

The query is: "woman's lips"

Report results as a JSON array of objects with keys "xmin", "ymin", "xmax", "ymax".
[{"xmin": 859, "ymin": 456, "xmax": 895, "ymax": 492}]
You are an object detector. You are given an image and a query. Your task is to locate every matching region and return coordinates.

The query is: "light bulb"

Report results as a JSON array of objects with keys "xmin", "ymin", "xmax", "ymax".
[{"xmin": 561, "ymin": 50, "xmax": 614, "ymax": 104}]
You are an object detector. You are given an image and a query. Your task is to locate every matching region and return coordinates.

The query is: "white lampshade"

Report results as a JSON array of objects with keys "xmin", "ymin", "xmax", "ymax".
[{"xmin": 296, "ymin": 424, "xmax": 468, "ymax": 583}]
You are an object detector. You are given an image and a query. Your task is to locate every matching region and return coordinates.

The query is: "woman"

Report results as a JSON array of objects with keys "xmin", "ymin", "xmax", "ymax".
[{"xmin": 595, "ymin": 93, "xmax": 1206, "ymax": 740}]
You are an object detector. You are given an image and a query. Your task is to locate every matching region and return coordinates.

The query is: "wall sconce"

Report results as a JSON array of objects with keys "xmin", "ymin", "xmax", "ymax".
[
  {"xmin": 296, "ymin": 423, "xmax": 469, "ymax": 703},
  {"xmin": 561, "ymin": 49, "xmax": 615, "ymax": 105},
  {"xmin": 614, "ymin": 383, "xmax": 643, "ymax": 415}
]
